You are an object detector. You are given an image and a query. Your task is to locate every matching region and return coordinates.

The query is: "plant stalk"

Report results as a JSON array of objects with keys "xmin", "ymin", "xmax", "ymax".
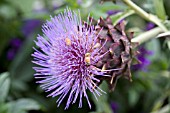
[
  {"xmin": 122, "ymin": 0, "xmax": 168, "ymax": 32},
  {"xmin": 131, "ymin": 27, "xmax": 163, "ymax": 44}
]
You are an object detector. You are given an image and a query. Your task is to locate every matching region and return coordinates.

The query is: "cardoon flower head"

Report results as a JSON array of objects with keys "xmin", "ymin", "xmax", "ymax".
[
  {"xmin": 91, "ymin": 17, "xmax": 138, "ymax": 91},
  {"xmin": 32, "ymin": 8, "xmax": 120, "ymax": 109}
]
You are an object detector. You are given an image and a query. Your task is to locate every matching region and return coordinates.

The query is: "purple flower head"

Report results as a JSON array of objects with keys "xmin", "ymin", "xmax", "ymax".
[
  {"xmin": 22, "ymin": 19, "xmax": 42, "ymax": 37},
  {"xmin": 32, "ymin": 8, "xmax": 108, "ymax": 109},
  {"xmin": 7, "ymin": 49, "xmax": 16, "ymax": 60},
  {"xmin": 110, "ymin": 101, "xmax": 119, "ymax": 113},
  {"xmin": 132, "ymin": 46, "xmax": 153, "ymax": 71},
  {"xmin": 7, "ymin": 38, "xmax": 22, "ymax": 60},
  {"xmin": 145, "ymin": 22, "xmax": 155, "ymax": 31},
  {"xmin": 77, "ymin": 0, "xmax": 82, "ymax": 4},
  {"xmin": 10, "ymin": 38, "xmax": 22, "ymax": 48}
]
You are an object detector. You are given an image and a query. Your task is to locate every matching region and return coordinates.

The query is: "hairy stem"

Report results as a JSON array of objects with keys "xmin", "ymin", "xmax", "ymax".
[{"xmin": 131, "ymin": 27, "xmax": 163, "ymax": 44}]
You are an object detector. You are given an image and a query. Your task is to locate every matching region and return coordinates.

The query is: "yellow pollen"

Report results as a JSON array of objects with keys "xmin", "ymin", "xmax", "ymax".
[
  {"xmin": 85, "ymin": 53, "xmax": 91, "ymax": 65},
  {"xmin": 101, "ymin": 64, "xmax": 106, "ymax": 71},
  {"xmin": 109, "ymin": 48, "xmax": 113, "ymax": 55},
  {"xmin": 65, "ymin": 38, "xmax": 71, "ymax": 46},
  {"xmin": 93, "ymin": 43, "xmax": 101, "ymax": 49}
]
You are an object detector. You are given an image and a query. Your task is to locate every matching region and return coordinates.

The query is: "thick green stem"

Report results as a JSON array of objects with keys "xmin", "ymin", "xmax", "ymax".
[
  {"xmin": 123, "ymin": 0, "xmax": 168, "ymax": 32},
  {"xmin": 131, "ymin": 27, "xmax": 163, "ymax": 44}
]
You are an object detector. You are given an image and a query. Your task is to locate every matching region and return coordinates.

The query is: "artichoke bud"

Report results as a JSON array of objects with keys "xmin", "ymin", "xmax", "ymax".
[{"xmin": 93, "ymin": 17, "xmax": 139, "ymax": 91}]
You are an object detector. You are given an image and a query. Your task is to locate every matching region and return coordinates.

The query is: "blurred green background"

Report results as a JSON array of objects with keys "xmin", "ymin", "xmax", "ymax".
[{"xmin": 0, "ymin": 0, "xmax": 170, "ymax": 113}]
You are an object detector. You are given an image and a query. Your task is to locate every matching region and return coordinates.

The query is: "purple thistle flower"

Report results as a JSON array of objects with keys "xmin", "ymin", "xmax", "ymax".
[
  {"xmin": 32, "ymin": 8, "xmax": 109, "ymax": 109},
  {"xmin": 145, "ymin": 22, "xmax": 155, "ymax": 31},
  {"xmin": 7, "ymin": 38, "xmax": 22, "ymax": 60},
  {"xmin": 7, "ymin": 49, "xmax": 16, "ymax": 60},
  {"xmin": 132, "ymin": 46, "xmax": 153, "ymax": 71},
  {"xmin": 110, "ymin": 101, "xmax": 119, "ymax": 113},
  {"xmin": 10, "ymin": 38, "xmax": 22, "ymax": 48},
  {"xmin": 22, "ymin": 19, "xmax": 42, "ymax": 37}
]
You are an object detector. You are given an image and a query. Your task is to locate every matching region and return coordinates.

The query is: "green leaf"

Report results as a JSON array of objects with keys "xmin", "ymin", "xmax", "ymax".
[
  {"xmin": 110, "ymin": 9, "xmax": 135, "ymax": 26},
  {"xmin": 89, "ymin": 1, "xmax": 126, "ymax": 20},
  {"xmin": 9, "ymin": 23, "xmax": 38, "ymax": 77},
  {"xmin": 0, "ymin": 72, "xmax": 10, "ymax": 103},
  {"xmin": 7, "ymin": 98, "xmax": 41, "ymax": 113},
  {"xmin": 153, "ymin": 0, "xmax": 166, "ymax": 20},
  {"xmin": 128, "ymin": 89, "xmax": 139, "ymax": 107},
  {"xmin": 146, "ymin": 39, "xmax": 161, "ymax": 60},
  {"xmin": 0, "ymin": 4, "xmax": 17, "ymax": 19},
  {"xmin": 14, "ymin": 99, "xmax": 41, "ymax": 110},
  {"xmin": 166, "ymin": 40, "xmax": 170, "ymax": 50},
  {"xmin": 0, "ymin": 103, "xmax": 8, "ymax": 113},
  {"xmin": 92, "ymin": 82, "xmax": 112, "ymax": 113},
  {"xmin": 6, "ymin": 0, "xmax": 35, "ymax": 17},
  {"xmin": 160, "ymin": 71, "xmax": 170, "ymax": 78},
  {"xmin": 65, "ymin": 0, "xmax": 79, "ymax": 8},
  {"xmin": 151, "ymin": 90, "xmax": 170, "ymax": 112},
  {"xmin": 95, "ymin": 1, "xmax": 126, "ymax": 11},
  {"xmin": 9, "ymin": 30, "xmax": 39, "ymax": 93},
  {"xmin": 151, "ymin": 104, "xmax": 170, "ymax": 113}
]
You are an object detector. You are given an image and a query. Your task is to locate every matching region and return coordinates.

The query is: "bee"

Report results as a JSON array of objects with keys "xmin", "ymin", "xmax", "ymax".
[
  {"xmin": 65, "ymin": 37, "xmax": 71, "ymax": 46},
  {"xmin": 85, "ymin": 53, "xmax": 91, "ymax": 65}
]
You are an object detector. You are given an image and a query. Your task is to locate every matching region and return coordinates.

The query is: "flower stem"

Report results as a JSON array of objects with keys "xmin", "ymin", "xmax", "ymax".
[
  {"xmin": 122, "ymin": 0, "xmax": 168, "ymax": 32},
  {"xmin": 131, "ymin": 27, "xmax": 163, "ymax": 44}
]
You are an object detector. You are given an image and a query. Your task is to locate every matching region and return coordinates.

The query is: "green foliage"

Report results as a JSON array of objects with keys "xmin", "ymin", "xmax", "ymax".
[
  {"xmin": 0, "ymin": 72, "xmax": 42, "ymax": 113},
  {"xmin": 6, "ymin": 99, "xmax": 41, "ymax": 113},
  {"xmin": 91, "ymin": 82, "xmax": 112, "ymax": 113},
  {"xmin": 153, "ymin": 0, "xmax": 166, "ymax": 20},
  {"xmin": 6, "ymin": 0, "xmax": 35, "ymax": 17},
  {"xmin": 110, "ymin": 9, "xmax": 135, "ymax": 25},
  {"xmin": 90, "ymin": 1, "xmax": 125, "ymax": 19},
  {"xmin": 0, "ymin": 72, "xmax": 10, "ymax": 103}
]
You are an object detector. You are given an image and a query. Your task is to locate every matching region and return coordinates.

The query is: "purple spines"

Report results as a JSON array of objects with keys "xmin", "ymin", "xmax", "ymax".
[{"xmin": 32, "ymin": 8, "xmax": 105, "ymax": 109}]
